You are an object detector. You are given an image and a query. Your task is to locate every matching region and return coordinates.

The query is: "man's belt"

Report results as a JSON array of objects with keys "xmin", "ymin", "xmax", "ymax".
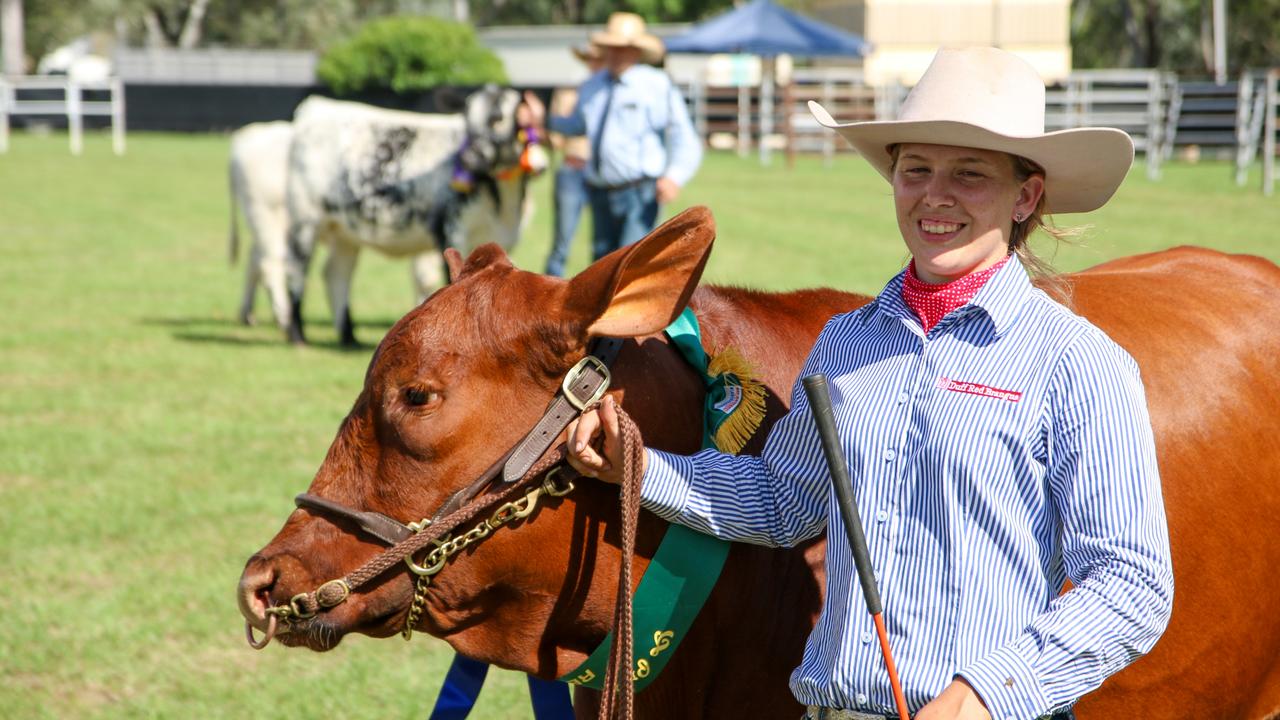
[
  {"xmin": 804, "ymin": 706, "xmax": 1075, "ymax": 720},
  {"xmin": 586, "ymin": 176, "xmax": 654, "ymax": 192}
]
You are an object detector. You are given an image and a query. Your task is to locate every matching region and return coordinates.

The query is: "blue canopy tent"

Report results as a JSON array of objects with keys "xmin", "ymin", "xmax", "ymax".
[
  {"xmin": 664, "ymin": 0, "xmax": 870, "ymax": 57},
  {"xmin": 663, "ymin": 0, "xmax": 870, "ymax": 164}
]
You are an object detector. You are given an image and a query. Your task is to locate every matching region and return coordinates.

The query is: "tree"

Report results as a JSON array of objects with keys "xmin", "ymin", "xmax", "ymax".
[
  {"xmin": 1, "ymin": 0, "xmax": 24, "ymax": 74},
  {"xmin": 317, "ymin": 15, "xmax": 507, "ymax": 94},
  {"xmin": 127, "ymin": 0, "xmax": 212, "ymax": 48},
  {"xmin": 466, "ymin": 0, "xmax": 734, "ymax": 26},
  {"xmin": 1071, "ymin": 0, "xmax": 1280, "ymax": 76},
  {"xmin": 1220, "ymin": 0, "xmax": 1280, "ymax": 73}
]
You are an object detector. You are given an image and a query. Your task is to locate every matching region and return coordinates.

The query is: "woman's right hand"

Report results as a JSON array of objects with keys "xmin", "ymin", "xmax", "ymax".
[{"xmin": 565, "ymin": 395, "xmax": 644, "ymax": 485}]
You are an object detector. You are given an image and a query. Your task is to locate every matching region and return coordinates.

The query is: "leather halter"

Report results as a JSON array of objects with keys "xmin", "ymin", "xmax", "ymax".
[{"xmin": 293, "ymin": 337, "xmax": 624, "ymax": 555}]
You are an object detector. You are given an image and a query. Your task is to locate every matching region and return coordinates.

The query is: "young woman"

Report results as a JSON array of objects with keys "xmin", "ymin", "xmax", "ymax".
[{"xmin": 567, "ymin": 47, "xmax": 1173, "ymax": 720}]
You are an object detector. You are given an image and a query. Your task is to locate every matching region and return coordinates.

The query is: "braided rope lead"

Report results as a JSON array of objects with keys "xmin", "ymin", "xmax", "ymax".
[{"xmin": 600, "ymin": 407, "xmax": 644, "ymax": 720}]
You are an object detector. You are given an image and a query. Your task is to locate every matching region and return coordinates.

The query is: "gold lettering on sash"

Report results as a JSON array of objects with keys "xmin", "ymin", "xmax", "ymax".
[
  {"xmin": 567, "ymin": 669, "xmax": 596, "ymax": 687},
  {"xmin": 634, "ymin": 659, "xmax": 651, "ymax": 679},
  {"xmin": 650, "ymin": 630, "xmax": 674, "ymax": 657}
]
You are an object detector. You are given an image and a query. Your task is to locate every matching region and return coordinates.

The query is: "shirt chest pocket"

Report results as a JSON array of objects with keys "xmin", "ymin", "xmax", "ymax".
[{"xmin": 613, "ymin": 101, "xmax": 650, "ymax": 135}]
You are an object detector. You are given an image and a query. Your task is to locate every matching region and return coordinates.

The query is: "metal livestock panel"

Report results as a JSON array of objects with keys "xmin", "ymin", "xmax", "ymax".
[
  {"xmin": 113, "ymin": 48, "xmax": 318, "ymax": 86},
  {"xmin": 1044, "ymin": 69, "xmax": 1172, "ymax": 180},
  {"xmin": 0, "ymin": 76, "xmax": 125, "ymax": 155}
]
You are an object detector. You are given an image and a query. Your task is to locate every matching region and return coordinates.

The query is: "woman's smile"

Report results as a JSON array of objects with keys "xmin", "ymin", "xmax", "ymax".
[{"xmin": 916, "ymin": 217, "xmax": 968, "ymax": 243}]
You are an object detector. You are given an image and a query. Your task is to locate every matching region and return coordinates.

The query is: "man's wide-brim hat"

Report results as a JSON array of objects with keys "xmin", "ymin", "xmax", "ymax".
[
  {"xmin": 808, "ymin": 47, "xmax": 1134, "ymax": 214},
  {"xmin": 571, "ymin": 44, "xmax": 602, "ymax": 63},
  {"xmin": 591, "ymin": 12, "xmax": 665, "ymax": 65}
]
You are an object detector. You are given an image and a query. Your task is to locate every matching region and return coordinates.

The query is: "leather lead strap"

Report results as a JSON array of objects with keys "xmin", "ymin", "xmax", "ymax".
[
  {"xmin": 501, "ymin": 337, "xmax": 624, "ymax": 484},
  {"xmin": 294, "ymin": 493, "xmax": 414, "ymax": 545}
]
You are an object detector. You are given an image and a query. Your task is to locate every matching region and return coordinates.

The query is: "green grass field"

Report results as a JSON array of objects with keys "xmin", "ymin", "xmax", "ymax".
[{"xmin": 0, "ymin": 131, "xmax": 1276, "ymax": 719}]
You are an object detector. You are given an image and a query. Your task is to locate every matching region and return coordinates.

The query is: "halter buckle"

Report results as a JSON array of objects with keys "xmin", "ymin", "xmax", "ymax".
[
  {"xmin": 563, "ymin": 355, "xmax": 611, "ymax": 412},
  {"xmin": 315, "ymin": 579, "xmax": 351, "ymax": 608}
]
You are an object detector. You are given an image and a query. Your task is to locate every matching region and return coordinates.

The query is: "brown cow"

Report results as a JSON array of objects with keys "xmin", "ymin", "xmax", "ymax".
[{"xmin": 238, "ymin": 206, "xmax": 1280, "ymax": 719}]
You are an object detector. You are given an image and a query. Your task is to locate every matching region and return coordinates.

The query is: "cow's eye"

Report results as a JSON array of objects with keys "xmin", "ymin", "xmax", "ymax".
[{"xmin": 404, "ymin": 388, "xmax": 439, "ymax": 407}]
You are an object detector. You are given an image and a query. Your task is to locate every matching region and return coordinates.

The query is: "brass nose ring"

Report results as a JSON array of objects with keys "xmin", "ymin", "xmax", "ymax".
[{"xmin": 246, "ymin": 613, "xmax": 278, "ymax": 650}]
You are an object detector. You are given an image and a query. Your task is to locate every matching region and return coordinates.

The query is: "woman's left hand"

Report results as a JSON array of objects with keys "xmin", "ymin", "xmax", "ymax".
[
  {"xmin": 565, "ymin": 395, "xmax": 639, "ymax": 485},
  {"xmin": 914, "ymin": 679, "xmax": 992, "ymax": 720}
]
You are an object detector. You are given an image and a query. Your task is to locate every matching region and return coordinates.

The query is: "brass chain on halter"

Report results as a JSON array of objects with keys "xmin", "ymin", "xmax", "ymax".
[{"xmin": 401, "ymin": 469, "xmax": 577, "ymax": 640}]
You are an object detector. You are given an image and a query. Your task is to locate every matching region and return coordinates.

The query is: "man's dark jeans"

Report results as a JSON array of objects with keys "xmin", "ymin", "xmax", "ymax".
[
  {"xmin": 588, "ymin": 179, "xmax": 659, "ymax": 261},
  {"xmin": 546, "ymin": 163, "xmax": 589, "ymax": 277}
]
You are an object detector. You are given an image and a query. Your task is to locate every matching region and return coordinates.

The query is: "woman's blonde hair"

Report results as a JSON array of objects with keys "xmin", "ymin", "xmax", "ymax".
[{"xmin": 1007, "ymin": 154, "xmax": 1079, "ymax": 302}]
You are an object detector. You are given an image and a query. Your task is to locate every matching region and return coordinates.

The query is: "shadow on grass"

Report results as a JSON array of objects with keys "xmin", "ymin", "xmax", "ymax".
[
  {"xmin": 140, "ymin": 316, "xmax": 246, "ymax": 328},
  {"xmin": 170, "ymin": 332, "xmax": 372, "ymax": 352},
  {"xmin": 140, "ymin": 316, "xmax": 378, "ymax": 353}
]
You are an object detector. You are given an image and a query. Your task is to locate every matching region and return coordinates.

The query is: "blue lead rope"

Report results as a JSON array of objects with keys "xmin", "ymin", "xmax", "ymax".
[{"xmin": 428, "ymin": 655, "xmax": 574, "ymax": 720}]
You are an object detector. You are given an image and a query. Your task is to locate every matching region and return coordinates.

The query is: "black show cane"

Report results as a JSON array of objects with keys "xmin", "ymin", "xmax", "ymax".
[{"xmin": 803, "ymin": 374, "xmax": 912, "ymax": 719}]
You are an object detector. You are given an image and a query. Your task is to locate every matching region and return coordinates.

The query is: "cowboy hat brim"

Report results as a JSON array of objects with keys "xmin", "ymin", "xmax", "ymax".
[
  {"xmin": 808, "ymin": 101, "xmax": 1134, "ymax": 215},
  {"xmin": 571, "ymin": 46, "xmax": 602, "ymax": 63},
  {"xmin": 589, "ymin": 31, "xmax": 665, "ymax": 64}
]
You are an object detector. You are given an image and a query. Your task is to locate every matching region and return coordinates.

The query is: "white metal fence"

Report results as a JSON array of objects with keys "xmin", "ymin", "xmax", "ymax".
[
  {"xmin": 113, "ymin": 48, "xmax": 317, "ymax": 85},
  {"xmin": 1044, "ymin": 69, "xmax": 1174, "ymax": 180},
  {"xmin": 685, "ymin": 68, "xmax": 904, "ymax": 167},
  {"xmin": 1234, "ymin": 68, "xmax": 1279, "ymax": 195},
  {"xmin": 0, "ymin": 76, "xmax": 126, "ymax": 155},
  {"xmin": 686, "ymin": 68, "xmax": 1178, "ymax": 175}
]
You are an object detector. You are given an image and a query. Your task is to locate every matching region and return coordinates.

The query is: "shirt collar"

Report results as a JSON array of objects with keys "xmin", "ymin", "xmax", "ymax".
[
  {"xmin": 872, "ymin": 254, "xmax": 1034, "ymax": 337},
  {"xmin": 611, "ymin": 64, "xmax": 643, "ymax": 85}
]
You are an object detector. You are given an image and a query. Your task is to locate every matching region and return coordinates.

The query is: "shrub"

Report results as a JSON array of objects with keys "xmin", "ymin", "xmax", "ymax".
[{"xmin": 317, "ymin": 16, "xmax": 508, "ymax": 95}]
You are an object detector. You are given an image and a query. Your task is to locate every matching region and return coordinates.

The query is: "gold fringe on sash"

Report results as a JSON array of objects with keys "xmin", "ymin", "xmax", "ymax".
[{"xmin": 706, "ymin": 346, "xmax": 767, "ymax": 455}]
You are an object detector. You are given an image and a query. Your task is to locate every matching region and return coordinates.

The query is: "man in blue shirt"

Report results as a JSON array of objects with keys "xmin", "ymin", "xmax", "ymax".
[{"xmin": 534, "ymin": 13, "xmax": 703, "ymax": 261}]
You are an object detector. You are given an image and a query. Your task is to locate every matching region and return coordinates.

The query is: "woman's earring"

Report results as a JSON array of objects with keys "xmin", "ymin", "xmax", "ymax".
[{"xmin": 1013, "ymin": 212, "xmax": 1024, "ymax": 222}]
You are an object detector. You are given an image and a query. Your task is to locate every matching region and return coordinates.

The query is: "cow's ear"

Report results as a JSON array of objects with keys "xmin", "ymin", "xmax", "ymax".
[
  {"xmin": 567, "ymin": 206, "xmax": 715, "ymax": 339},
  {"xmin": 443, "ymin": 248, "xmax": 465, "ymax": 284}
]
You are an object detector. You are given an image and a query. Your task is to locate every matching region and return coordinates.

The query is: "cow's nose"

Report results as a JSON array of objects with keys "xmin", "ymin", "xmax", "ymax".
[{"xmin": 237, "ymin": 558, "xmax": 278, "ymax": 625}]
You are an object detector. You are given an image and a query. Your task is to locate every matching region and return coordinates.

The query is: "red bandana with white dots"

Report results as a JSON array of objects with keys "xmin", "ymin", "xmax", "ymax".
[{"xmin": 901, "ymin": 255, "xmax": 1011, "ymax": 333}]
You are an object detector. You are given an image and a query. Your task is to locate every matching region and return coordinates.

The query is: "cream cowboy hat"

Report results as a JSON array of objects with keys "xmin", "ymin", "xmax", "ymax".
[
  {"xmin": 570, "ymin": 44, "xmax": 602, "ymax": 63},
  {"xmin": 808, "ymin": 47, "xmax": 1134, "ymax": 214},
  {"xmin": 591, "ymin": 12, "xmax": 665, "ymax": 65}
]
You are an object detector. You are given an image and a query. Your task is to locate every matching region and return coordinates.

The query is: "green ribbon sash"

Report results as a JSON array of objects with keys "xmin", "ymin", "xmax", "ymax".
[{"xmin": 557, "ymin": 308, "xmax": 739, "ymax": 691}]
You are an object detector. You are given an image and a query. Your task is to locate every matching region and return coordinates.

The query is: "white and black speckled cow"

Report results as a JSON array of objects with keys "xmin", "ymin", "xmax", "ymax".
[
  {"xmin": 229, "ymin": 121, "xmax": 294, "ymax": 330},
  {"xmin": 283, "ymin": 85, "xmax": 543, "ymax": 345},
  {"xmin": 227, "ymin": 122, "xmax": 444, "ymax": 333}
]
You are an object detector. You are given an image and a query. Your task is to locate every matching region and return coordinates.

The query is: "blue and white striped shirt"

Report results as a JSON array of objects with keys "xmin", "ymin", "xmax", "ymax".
[
  {"xmin": 641, "ymin": 257, "xmax": 1174, "ymax": 720},
  {"xmin": 548, "ymin": 64, "xmax": 702, "ymax": 188}
]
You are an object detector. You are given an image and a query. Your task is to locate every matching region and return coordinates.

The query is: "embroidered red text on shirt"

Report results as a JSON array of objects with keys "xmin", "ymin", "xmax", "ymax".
[{"xmin": 937, "ymin": 377, "xmax": 1023, "ymax": 402}]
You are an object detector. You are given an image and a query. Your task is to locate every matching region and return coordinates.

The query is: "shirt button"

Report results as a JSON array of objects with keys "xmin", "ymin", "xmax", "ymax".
[
  {"xmin": 861, "ymin": 630, "xmax": 872, "ymax": 643},
  {"xmin": 897, "ymin": 392, "xmax": 909, "ymax": 403},
  {"xmin": 855, "ymin": 693, "xmax": 868, "ymax": 705},
  {"xmin": 876, "ymin": 510, "xmax": 889, "ymax": 523},
  {"xmin": 883, "ymin": 448, "xmax": 896, "ymax": 461}
]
